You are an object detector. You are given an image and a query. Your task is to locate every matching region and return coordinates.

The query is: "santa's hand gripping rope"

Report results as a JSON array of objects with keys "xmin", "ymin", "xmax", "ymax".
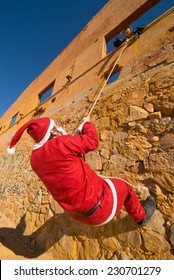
[{"xmin": 7, "ymin": 116, "xmax": 156, "ymax": 226}]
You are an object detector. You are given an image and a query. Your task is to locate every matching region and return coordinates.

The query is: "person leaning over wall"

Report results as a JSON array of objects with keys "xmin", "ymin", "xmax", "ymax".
[{"xmin": 113, "ymin": 24, "xmax": 146, "ymax": 48}]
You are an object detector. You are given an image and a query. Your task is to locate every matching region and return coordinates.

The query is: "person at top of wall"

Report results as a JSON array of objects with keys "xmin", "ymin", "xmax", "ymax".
[
  {"xmin": 7, "ymin": 116, "xmax": 155, "ymax": 227},
  {"xmin": 113, "ymin": 24, "xmax": 146, "ymax": 48}
]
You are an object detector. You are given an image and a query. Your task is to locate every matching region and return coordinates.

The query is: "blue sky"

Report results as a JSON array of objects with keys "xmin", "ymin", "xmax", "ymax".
[{"xmin": 0, "ymin": 0, "xmax": 173, "ymax": 117}]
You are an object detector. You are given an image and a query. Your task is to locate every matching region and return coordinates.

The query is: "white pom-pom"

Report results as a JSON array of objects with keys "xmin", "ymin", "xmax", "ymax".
[{"xmin": 7, "ymin": 146, "xmax": 15, "ymax": 155}]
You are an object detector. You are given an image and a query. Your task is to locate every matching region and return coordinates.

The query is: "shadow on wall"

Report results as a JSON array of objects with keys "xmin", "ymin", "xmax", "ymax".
[{"xmin": 0, "ymin": 212, "xmax": 137, "ymax": 258}]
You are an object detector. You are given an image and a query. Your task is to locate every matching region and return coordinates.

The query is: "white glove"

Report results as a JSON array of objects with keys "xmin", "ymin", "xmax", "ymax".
[{"xmin": 57, "ymin": 126, "xmax": 67, "ymax": 135}]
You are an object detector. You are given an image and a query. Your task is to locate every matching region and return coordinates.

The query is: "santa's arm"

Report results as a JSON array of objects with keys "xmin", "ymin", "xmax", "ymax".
[{"xmin": 61, "ymin": 119, "xmax": 99, "ymax": 155}]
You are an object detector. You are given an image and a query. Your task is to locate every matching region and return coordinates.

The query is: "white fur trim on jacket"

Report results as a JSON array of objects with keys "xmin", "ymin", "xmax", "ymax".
[
  {"xmin": 77, "ymin": 121, "xmax": 88, "ymax": 133},
  {"xmin": 96, "ymin": 179, "xmax": 117, "ymax": 226}
]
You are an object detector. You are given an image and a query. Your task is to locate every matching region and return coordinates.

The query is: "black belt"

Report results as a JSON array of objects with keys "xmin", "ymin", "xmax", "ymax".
[{"xmin": 69, "ymin": 190, "xmax": 104, "ymax": 217}]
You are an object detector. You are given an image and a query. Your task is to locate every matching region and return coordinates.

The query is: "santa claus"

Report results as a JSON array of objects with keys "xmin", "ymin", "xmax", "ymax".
[{"xmin": 7, "ymin": 116, "xmax": 156, "ymax": 226}]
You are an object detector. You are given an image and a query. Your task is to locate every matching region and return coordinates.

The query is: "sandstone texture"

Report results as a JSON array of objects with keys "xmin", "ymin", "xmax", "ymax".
[{"xmin": 0, "ymin": 0, "xmax": 174, "ymax": 260}]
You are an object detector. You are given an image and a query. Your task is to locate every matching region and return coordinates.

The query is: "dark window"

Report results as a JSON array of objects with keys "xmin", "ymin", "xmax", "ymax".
[
  {"xmin": 107, "ymin": 70, "xmax": 121, "ymax": 84},
  {"xmin": 39, "ymin": 86, "xmax": 53, "ymax": 104},
  {"xmin": 105, "ymin": 3, "xmax": 172, "ymax": 55},
  {"xmin": 10, "ymin": 113, "xmax": 18, "ymax": 127}
]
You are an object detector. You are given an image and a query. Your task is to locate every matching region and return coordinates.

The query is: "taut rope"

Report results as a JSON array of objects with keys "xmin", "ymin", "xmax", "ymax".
[{"xmin": 87, "ymin": 39, "xmax": 129, "ymax": 117}]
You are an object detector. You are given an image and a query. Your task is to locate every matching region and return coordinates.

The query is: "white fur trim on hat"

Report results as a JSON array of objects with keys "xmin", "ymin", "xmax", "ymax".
[
  {"xmin": 33, "ymin": 119, "xmax": 55, "ymax": 150},
  {"xmin": 7, "ymin": 146, "xmax": 16, "ymax": 155}
]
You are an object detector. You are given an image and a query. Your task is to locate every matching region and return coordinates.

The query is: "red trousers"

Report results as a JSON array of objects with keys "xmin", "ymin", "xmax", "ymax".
[
  {"xmin": 71, "ymin": 178, "xmax": 145, "ymax": 226},
  {"xmin": 113, "ymin": 178, "xmax": 145, "ymax": 222}
]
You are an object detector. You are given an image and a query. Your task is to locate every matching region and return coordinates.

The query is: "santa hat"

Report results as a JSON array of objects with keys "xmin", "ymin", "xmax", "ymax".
[{"xmin": 7, "ymin": 117, "xmax": 55, "ymax": 154}]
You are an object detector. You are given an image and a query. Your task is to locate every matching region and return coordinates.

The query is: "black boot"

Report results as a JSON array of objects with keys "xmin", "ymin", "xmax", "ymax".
[{"xmin": 137, "ymin": 195, "xmax": 156, "ymax": 226}]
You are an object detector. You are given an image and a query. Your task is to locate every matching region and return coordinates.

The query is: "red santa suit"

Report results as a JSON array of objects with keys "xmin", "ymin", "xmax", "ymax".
[{"xmin": 7, "ymin": 117, "xmax": 145, "ymax": 226}]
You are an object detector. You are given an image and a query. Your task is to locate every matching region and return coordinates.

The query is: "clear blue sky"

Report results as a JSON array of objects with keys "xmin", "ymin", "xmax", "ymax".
[{"xmin": 0, "ymin": 0, "xmax": 173, "ymax": 117}]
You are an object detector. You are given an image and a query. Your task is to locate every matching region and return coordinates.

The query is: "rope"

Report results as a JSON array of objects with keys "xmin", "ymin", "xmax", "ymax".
[
  {"xmin": 97, "ymin": 174, "xmax": 139, "ymax": 190},
  {"xmin": 87, "ymin": 39, "xmax": 130, "ymax": 117},
  {"xmin": 72, "ymin": 40, "xmax": 129, "ymax": 135},
  {"xmin": 87, "ymin": 5, "xmax": 174, "ymax": 117},
  {"xmin": 86, "ymin": 38, "xmax": 141, "ymax": 190}
]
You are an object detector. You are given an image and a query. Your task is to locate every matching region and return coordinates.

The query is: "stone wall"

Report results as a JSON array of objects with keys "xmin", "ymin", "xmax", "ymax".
[
  {"xmin": 0, "ymin": 29, "xmax": 174, "ymax": 259},
  {"xmin": 0, "ymin": 0, "xmax": 161, "ymax": 132}
]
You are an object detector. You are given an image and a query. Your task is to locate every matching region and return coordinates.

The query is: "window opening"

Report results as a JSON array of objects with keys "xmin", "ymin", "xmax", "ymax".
[
  {"xmin": 107, "ymin": 70, "xmax": 121, "ymax": 84},
  {"xmin": 106, "ymin": 1, "xmax": 173, "ymax": 55},
  {"xmin": 10, "ymin": 113, "xmax": 18, "ymax": 127},
  {"xmin": 38, "ymin": 81, "xmax": 55, "ymax": 105},
  {"xmin": 39, "ymin": 87, "xmax": 53, "ymax": 104}
]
